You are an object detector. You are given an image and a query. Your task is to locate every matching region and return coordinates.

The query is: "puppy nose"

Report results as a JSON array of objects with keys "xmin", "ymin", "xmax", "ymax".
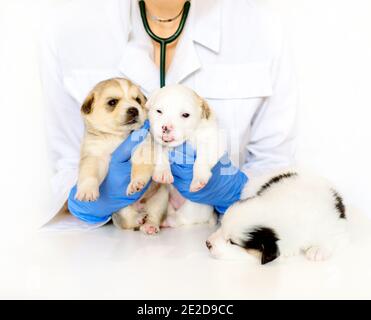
[
  {"xmin": 205, "ymin": 240, "xmax": 212, "ymax": 250},
  {"xmin": 162, "ymin": 124, "xmax": 173, "ymax": 133},
  {"xmin": 127, "ymin": 107, "xmax": 139, "ymax": 117}
]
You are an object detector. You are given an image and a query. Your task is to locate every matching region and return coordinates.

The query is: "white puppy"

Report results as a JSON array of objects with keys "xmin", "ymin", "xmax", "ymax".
[
  {"xmin": 206, "ymin": 168, "xmax": 349, "ymax": 264},
  {"xmin": 130, "ymin": 84, "xmax": 222, "ymax": 227}
]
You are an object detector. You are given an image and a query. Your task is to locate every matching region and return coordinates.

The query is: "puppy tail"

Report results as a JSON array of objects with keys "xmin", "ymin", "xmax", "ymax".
[{"xmin": 237, "ymin": 226, "xmax": 280, "ymax": 265}]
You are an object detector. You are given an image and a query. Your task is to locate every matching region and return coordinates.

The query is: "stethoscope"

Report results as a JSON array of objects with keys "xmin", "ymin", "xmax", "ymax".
[{"xmin": 139, "ymin": 0, "xmax": 191, "ymax": 88}]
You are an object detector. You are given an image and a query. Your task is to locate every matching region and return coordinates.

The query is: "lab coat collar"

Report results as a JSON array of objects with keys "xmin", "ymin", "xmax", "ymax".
[
  {"xmin": 189, "ymin": 0, "xmax": 221, "ymax": 53},
  {"xmin": 118, "ymin": 0, "xmax": 160, "ymax": 94},
  {"xmin": 118, "ymin": 0, "xmax": 221, "ymax": 94}
]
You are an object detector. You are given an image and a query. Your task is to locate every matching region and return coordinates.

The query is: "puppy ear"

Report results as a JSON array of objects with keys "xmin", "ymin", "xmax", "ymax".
[
  {"xmin": 81, "ymin": 92, "xmax": 95, "ymax": 114},
  {"xmin": 145, "ymin": 88, "xmax": 161, "ymax": 111},
  {"xmin": 260, "ymin": 240, "xmax": 280, "ymax": 265},
  {"xmin": 240, "ymin": 227, "xmax": 280, "ymax": 265},
  {"xmin": 198, "ymin": 96, "xmax": 211, "ymax": 119}
]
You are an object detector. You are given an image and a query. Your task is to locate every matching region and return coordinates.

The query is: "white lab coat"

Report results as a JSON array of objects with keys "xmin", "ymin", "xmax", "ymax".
[{"xmin": 40, "ymin": 0, "xmax": 298, "ymax": 230}]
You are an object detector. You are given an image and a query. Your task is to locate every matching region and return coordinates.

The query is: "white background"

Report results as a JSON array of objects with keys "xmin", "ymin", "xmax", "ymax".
[{"xmin": 0, "ymin": 0, "xmax": 370, "ymax": 244}]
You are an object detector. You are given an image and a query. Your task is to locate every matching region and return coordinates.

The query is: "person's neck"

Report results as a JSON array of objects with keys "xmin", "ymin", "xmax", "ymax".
[{"xmin": 144, "ymin": 0, "xmax": 186, "ymax": 20}]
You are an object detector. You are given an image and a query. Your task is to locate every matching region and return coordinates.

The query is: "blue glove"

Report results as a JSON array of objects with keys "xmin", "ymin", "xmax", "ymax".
[
  {"xmin": 68, "ymin": 121, "xmax": 151, "ymax": 224},
  {"xmin": 169, "ymin": 143, "xmax": 248, "ymax": 214}
]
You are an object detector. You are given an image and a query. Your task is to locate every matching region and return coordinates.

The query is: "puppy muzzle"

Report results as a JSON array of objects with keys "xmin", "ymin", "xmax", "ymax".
[
  {"xmin": 162, "ymin": 134, "xmax": 175, "ymax": 143},
  {"xmin": 124, "ymin": 107, "xmax": 139, "ymax": 125}
]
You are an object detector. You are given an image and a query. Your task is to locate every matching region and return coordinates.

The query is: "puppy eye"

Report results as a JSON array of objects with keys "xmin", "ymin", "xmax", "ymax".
[
  {"xmin": 156, "ymin": 109, "xmax": 163, "ymax": 114},
  {"xmin": 135, "ymin": 97, "xmax": 142, "ymax": 105},
  {"xmin": 182, "ymin": 113, "xmax": 190, "ymax": 118},
  {"xmin": 107, "ymin": 99, "xmax": 119, "ymax": 107}
]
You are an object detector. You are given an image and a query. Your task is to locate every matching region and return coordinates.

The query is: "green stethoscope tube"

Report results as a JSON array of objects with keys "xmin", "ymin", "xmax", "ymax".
[{"xmin": 139, "ymin": 0, "xmax": 191, "ymax": 88}]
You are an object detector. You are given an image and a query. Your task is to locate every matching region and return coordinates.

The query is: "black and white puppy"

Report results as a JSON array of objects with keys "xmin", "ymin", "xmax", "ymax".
[{"xmin": 206, "ymin": 168, "xmax": 348, "ymax": 264}]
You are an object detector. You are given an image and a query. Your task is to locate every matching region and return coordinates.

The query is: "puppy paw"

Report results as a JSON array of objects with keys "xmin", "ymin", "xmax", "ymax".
[
  {"xmin": 153, "ymin": 168, "xmax": 174, "ymax": 184},
  {"xmin": 127, "ymin": 178, "xmax": 147, "ymax": 195},
  {"xmin": 136, "ymin": 213, "xmax": 148, "ymax": 226},
  {"xmin": 190, "ymin": 180, "xmax": 208, "ymax": 192},
  {"xmin": 305, "ymin": 246, "xmax": 332, "ymax": 261},
  {"xmin": 190, "ymin": 170, "xmax": 212, "ymax": 192},
  {"xmin": 75, "ymin": 179, "xmax": 99, "ymax": 201},
  {"xmin": 140, "ymin": 223, "xmax": 160, "ymax": 235}
]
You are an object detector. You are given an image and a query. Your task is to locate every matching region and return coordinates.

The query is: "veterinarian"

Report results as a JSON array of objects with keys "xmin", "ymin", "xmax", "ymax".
[{"xmin": 41, "ymin": 0, "xmax": 297, "ymax": 227}]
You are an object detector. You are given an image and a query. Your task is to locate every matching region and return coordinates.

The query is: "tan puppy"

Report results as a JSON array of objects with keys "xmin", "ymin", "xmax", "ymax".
[{"xmin": 76, "ymin": 78, "xmax": 168, "ymax": 234}]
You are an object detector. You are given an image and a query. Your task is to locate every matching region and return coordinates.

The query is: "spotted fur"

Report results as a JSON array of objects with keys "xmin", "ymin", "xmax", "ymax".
[
  {"xmin": 257, "ymin": 172, "xmax": 298, "ymax": 196},
  {"xmin": 331, "ymin": 188, "xmax": 346, "ymax": 219},
  {"xmin": 236, "ymin": 227, "xmax": 280, "ymax": 265}
]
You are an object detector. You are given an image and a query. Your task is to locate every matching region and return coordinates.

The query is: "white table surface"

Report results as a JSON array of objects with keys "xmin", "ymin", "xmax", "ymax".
[{"xmin": 1, "ymin": 208, "xmax": 371, "ymax": 300}]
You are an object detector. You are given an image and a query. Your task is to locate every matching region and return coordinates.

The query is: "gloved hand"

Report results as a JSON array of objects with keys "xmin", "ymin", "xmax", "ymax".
[
  {"xmin": 68, "ymin": 121, "xmax": 151, "ymax": 224},
  {"xmin": 169, "ymin": 143, "xmax": 248, "ymax": 214}
]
